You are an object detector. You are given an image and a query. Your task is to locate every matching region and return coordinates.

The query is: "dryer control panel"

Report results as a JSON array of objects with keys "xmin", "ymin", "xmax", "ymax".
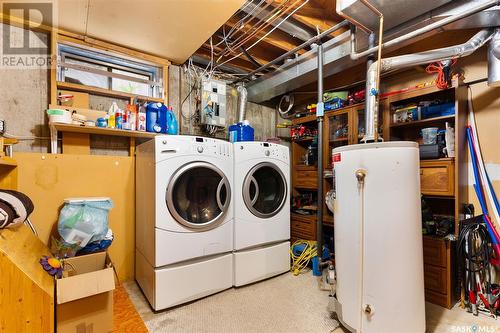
[
  {"xmin": 192, "ymin": 136, "xmax": 232, "ymax": 158},
  {"xmin": 235, "ymin": 142, "xmax": 289, "ymax": 163},
  {"xmin": 261, "ymin": 142, "xmax": 288, "ymax": 162}
]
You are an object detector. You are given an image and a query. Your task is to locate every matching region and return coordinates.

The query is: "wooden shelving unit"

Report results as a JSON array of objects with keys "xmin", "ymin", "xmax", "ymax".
[
  {"xmin": 49, "ymin": 122, "xmax": 157, "ymax": 156},
  {"xmin": 385, "ymin": 80, "xmax": 467, "ymax": 309},
  {"xmin": 51, "ymin": 123, "xmax": 157, "ymax": 139},
  {"xmin": 290, "ymin": 79, "xmax": 466, "ymax": 309},
  {"xmin": 390, "ymin": 115, "xmax": 455, "ymax": 128}
]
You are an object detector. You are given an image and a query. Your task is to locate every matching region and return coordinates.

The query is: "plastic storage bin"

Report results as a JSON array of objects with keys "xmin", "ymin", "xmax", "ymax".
[
  {"xmin": 421, "ymin": 102, "xmax": 455, "ymax": 119},
  {"xmin": 422, "ymin": 127, "xmax": 439, "ymax": 145}
]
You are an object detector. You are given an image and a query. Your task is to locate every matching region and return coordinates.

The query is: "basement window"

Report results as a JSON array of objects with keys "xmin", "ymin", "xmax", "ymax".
[{"xmin": 57, "ymin": 43, "xmax": 162, "ymax": 98}]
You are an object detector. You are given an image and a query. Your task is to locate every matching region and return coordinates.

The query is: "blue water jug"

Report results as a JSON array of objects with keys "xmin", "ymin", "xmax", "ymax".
[
  {"xmin": 228, "ymin": 121, "xmax": 254, "ymax": 142},
  {"xmin": 241, "ymin": 120, "xmax": 254, "ymax": 141},
  {"xmin": 229, "ymin": 123, "xmax": 239, "ymax": 142},
  {"xmin": 166, "ymin": 107, "xmax": 178, "ymax": 134},
  {"xmin": 146, "ymin": 103, "xmax": 167, "ymax": 133}
]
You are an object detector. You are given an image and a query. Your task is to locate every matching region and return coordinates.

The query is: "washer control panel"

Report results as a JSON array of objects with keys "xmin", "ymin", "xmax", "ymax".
[
  {"xmin": 156, "ymin": 135, "xmax": 232, "ymax": 160},
  {"xmin": 192, "ymin": 137, "xmax": 231, "ymax": 157}
]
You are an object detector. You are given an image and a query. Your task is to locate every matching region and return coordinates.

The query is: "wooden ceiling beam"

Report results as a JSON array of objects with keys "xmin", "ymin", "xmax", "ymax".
[
  {"xmin": 195, "ymin": 48, "xmax": 254, "ymax": 72},
  {"xmin": 223, "ymin": 17, "xmax": 304, "ymax": 55},
  {"xmin": 202, "ymin": 41, "xmax": 277, "ymax": 68}
]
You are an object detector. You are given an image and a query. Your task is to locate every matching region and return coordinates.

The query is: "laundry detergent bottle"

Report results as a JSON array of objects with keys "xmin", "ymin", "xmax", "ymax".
[{"xmin": 166, "ymin": 107, "xmax": 178, "ymax": 134}]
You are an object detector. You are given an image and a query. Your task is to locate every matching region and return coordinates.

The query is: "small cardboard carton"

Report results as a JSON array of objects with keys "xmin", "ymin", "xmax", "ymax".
[{"xmin": 56, "ymin": 252, "xmax": 115, "ymax": 333}]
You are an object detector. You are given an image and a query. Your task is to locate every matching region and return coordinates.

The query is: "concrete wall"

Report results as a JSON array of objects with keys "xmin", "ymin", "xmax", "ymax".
[
  {"xmin": 0, "ymin": 24, "xmax": 50, "ymax": 153},
  {"xmin": 0, "ymin": 61, "xmax": 278, "ymax": 155},
  {"xmin": 168, "ymin": 64, "xmax": 278, "ymax": 141}
]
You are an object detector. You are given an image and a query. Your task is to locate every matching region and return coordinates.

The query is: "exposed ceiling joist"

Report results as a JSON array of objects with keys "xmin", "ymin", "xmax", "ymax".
[{"xmin": 240, "ymin": 0, "xmax": 316, "ymax": 41}]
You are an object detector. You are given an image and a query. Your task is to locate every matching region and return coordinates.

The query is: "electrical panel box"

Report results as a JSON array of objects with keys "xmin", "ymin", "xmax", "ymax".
[{"xmin": 201, "ymin": 79, "xmax": 227, "ymax": 127}]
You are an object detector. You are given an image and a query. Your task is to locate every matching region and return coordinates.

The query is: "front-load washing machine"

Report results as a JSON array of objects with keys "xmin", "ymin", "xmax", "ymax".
[
  {"xmin": 233, "ymin": 141, "xmax": 290, "ymax": 286},
  {"xmin": 135, "ymin": 135, "xmax": 233, "ymax": 310}
]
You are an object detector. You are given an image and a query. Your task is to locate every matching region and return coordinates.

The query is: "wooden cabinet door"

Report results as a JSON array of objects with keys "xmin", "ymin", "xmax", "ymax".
[{"xmin": 420, "ymin": 159, "xmax": 455, "ymax": 196}]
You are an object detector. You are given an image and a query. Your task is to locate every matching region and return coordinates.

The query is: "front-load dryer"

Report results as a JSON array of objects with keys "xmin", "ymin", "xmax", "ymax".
[
  {"xmin": 233, "ymin": 141, "xmax": 290, "ymax": 286},
  {"xmin": 135, "ymin": 135, "xmax": 233, "ymax": 310}
]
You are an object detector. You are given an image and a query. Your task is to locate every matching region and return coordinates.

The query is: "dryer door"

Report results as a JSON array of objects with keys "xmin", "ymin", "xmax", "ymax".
[
  {"xmin": 243, "ymin": 162, "xmax": 287, "ymax": 219},
  {"xmin": 166, "ymin": 161, "xmax": 231, "ymax": 230}
]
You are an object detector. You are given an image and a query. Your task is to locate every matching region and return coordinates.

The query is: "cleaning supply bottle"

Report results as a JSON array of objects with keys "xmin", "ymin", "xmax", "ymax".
[
  {"xmin": 108, "ymin": 102, "xmax": 118, "ymax": 129},
  {"xmin": 115, "ymin": 107, "xmax": 123, "ymax": 129},
  {"xmin": 137, "ymin": 102, "xmax": 147, "ymax": 131},
  {"xmin": 166, "ymin": 107, "xmax": 178, "ymax": 134}
]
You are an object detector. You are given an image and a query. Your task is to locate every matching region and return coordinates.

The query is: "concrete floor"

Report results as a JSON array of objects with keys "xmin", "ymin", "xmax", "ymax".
[{"xmin": 126, "ymin": 272, "xmax": 498, "ymax": 333}]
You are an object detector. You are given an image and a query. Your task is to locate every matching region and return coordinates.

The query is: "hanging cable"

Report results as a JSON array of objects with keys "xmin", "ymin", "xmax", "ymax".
[{"xmin": 425, "ymin": 59, "xmax": 457, "ymax": 89}]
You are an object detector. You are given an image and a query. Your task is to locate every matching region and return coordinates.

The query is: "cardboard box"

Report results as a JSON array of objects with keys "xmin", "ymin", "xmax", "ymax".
[{"xmin": 56, "ymin": 252, "xmax": 115, "ymax": 333}]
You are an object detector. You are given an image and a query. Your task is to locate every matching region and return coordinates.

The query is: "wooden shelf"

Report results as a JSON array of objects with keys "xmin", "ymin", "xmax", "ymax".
[
  {"xmin": 292, "ymin": 137, "xmax": 315, "ymax": 143},
  {"xmin": 390, "ymin": 115, "xmax": 455, "ymax": 128},
  {"xmin": 294, "ymin": 165, "xmax": 316, "ymax": 171},
  {"xmin": 329, "ymin": 137, "xmax": 348, "ymax": 143},
  {"xmin": 57, "ymin": 81, "xmax": 164, "ymax": 103},
  {"xmin": 292, "ymin": 114, "xmax": 317, "ymax": 125},
  {"xmin": 0, "ymin": 157, "xmax": 17, "ymax": 167},
  {"xmin": 51, "ymin": 122, "xmax": 158, "ymax": 139},
  {"xmin": 291, "ymin": 213, "xmax": 316, "ymax": 221}
]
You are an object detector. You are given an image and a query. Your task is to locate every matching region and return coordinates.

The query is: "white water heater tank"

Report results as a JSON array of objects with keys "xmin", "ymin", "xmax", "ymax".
[{"xmin": 332, "ymin": 142, "xmax": 425, "ymax": 333}]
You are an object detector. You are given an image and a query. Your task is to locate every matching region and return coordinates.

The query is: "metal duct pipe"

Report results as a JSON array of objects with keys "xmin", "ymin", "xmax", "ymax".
[
  {"xmin": 234, "ymin": 20, "xmax": 349, "ymax": 83},
  {"xmin": 350, "ymin": 0, "xmax": 500, "ymax": 61},
  {"xmin": 364, "ymin": 28, "xmax": 494, "ymax": 141},
  {"xmin": 237, "ymin": 84, "xmax": 248, "ymax": 122},
  {"xmin": 488, "ymin": 28, "xmax": 500, "ymax": 86},
  {"xmin": 316, "ymin": 43, "xmax": 324, "ymax": 268}
]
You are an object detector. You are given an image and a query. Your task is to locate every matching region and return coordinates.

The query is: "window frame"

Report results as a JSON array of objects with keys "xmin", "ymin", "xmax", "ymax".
[{"xmin": 57, "ymin": 42, "xmax": 163, "ymax": 98}]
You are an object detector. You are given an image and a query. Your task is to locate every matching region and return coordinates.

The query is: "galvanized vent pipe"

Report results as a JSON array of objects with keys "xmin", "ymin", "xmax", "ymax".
[
  {"xmin": 350, "ymin": 0, "xmax": 500, "ymax": 61},
  {"xmin": 488, "ymin": 28, "xmax": 500, "ymax": 87},
  {"xmin": 237, "ymin": 84, "xmax": 248, "ymax": 122},
  {"xmin": 364, "ymin": 28, "xmax": 494, "ymax": 141}
]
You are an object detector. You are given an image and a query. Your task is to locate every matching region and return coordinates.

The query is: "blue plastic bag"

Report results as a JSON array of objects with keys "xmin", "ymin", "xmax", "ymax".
[{"xmin": 58, "ymin": 198, "xmax": 113, "ymax": 247}]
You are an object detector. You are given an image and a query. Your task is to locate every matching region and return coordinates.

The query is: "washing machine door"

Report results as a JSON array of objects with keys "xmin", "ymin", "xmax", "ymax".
[
  {"xmin": 243, "ymin": 162, "xmax": 287, "ymax": 218},
  {"xmin": 166, "ymin": 161, "xmax": 231, "ymax": 230}
]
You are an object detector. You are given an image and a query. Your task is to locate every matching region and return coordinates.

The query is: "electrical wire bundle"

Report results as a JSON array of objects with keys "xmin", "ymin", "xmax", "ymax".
[
  {"xmin": 425, "ymin": 59, "xmax": 457, "ymax": 89},
  {"xmin": 458, "ymin": 216, "xmax": 500, "ymax": 316},
  {"xmin": 290, "ymin": 240, "xmax": 317, "ymax": 275}
]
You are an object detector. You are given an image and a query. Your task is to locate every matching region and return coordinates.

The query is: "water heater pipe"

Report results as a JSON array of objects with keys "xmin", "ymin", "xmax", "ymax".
[
  {"xmin": 237, "ymin": 84, "xmax": 248, "ymax": 122},
  {"xmin": 359, "ymin": 0, "xmax": 384, "ymax": 142},
  {"xmin": 350, "ymin": 0, "xmax": 500, "ymax": 61},
  {"xmin": 363, "ymin": 28, "xmax": 494, "ymax": 141},
  {"xmin": 316, "ymin": 42, "xmax": 324, "ymax": 268},
  {"xmin": 488, "ymin": 28, "xmax": 500, "ymax": 86}
]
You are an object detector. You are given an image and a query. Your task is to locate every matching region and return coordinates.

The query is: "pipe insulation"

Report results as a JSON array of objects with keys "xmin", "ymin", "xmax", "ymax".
[
  {"xmin": 237, "ymin": 85, "xmax": 248, "ymax": 122},
  {"xmin": 488, "ymin": 28, "xmax": 500, "ymax": 87},
  {"xmin": 364, "ymin": 28, "xmax": 494, "ymax": 141}
]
